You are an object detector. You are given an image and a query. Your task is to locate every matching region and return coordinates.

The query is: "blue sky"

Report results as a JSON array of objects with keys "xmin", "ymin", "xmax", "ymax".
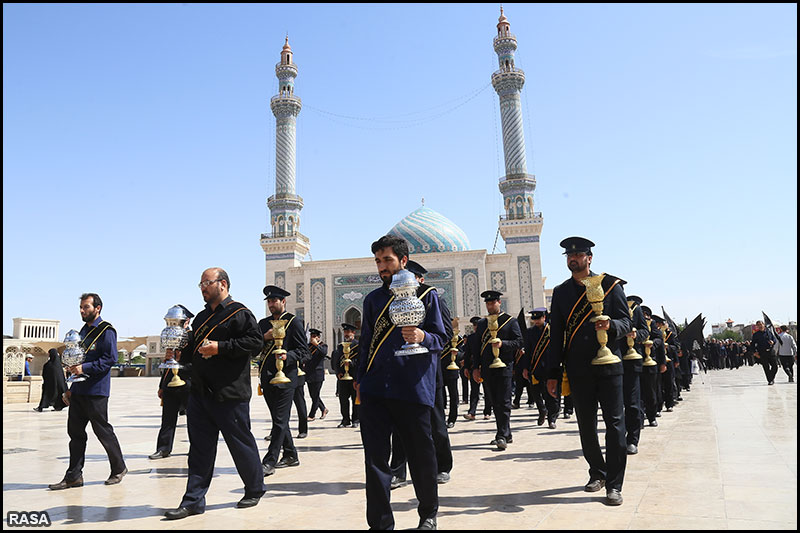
[{"xmin": 3, "ymin": 3, "xmax": 797, "ymax": 340}]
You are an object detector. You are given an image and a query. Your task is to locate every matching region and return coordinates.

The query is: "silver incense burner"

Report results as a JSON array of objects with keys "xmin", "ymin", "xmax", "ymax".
[
  {"xmin": 388, "ymin": 269, "xmax": 428, "ymax": 356},
  {"xmin": 62, "ymin": 329, "xmax": 88, "ymax": 383},
  {"xmin": 159, "ymin": 305, "xmax": 190, "ymax": 369}
]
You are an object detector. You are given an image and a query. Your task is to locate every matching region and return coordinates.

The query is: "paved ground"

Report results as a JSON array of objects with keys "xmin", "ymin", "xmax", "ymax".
[{"xmin": 2, "ymin": 364, "xmax": 797, "ymax": 530}]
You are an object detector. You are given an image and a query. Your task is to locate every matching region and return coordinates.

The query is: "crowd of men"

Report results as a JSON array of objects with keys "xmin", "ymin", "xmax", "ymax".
[{"xmin": 43, "ymin": 235, "xmax": 797, "ymax": 530}]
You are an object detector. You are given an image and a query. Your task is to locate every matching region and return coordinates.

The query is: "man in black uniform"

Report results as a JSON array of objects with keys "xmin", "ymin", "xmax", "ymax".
[
  {"xmin": 521, "ymin": 308, "xmax": 550, "ymax": 427},
  {"xmin": 474, "ymin": 290, "xmax": 524, "ymax": 451},
  {"xmin": 258, "ymin": 285, "xmax": 309, "ymax": 476},
  {"xmin": 620, "ymin": 296, "xmax": 648, "ymax": 455},
  {"xmin": 305, "ymin": 328, "xmax": 329, "ymax": 421},
  {"xmin": 165, "ymin": 268, "xmax": 265, "ymax": 519},
  {"xmin": 752, "ymin": 321, "xmax": 777, "ymax": 385},
  {"xmin": 150, "ymin": 305, "xmax": 193, "ymax": 460},
  {"xmin": 546, "ymin": 237, "xmax": 631, "ymax": 506},
  {"xmin": 638, "ymin": 305, "xmax": 660, "ymax": 427},
  {"xmin": 355, "ymin": 235, "xmax": 447, "ymax": 530},
  {"xmin": 331, "ymin": 323, "xmax": 359, "ymax": 428},
  {"xmin": 462, "ymin": 316, "xmax": 483, "ymax": 421}
]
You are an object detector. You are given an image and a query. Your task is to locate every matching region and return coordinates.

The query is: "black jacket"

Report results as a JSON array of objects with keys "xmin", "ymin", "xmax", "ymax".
[{"xmin": 259, "ymin": 311, "xmax": 310, "ymax": 390}]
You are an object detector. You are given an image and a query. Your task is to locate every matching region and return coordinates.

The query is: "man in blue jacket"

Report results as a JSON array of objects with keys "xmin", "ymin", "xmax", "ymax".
[
  {"xmin": 49, "ymin": 293, "xmax": 127, "ymax": 490},
  {"xmin": 355, "ymin": 235, "xmax": 447, "ymax": 531}
]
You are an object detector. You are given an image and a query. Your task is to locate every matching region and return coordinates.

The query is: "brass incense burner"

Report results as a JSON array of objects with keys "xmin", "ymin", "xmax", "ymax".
[
  {"xmin": 580, "ymin": 274, "xmax": 621, "ymax": 365},
  {"xmin": 340, "ymin": 341, "xmax": 354, "ymax": 381},
  {"xmin": 487, "ymin": 314, "xmax": 506, "ymax": 369},
  {"xmin": 447, "ymin": 318, "xmax": 460, "ymax": 370},
  {"xmin": 642, "ymin": 318, "xmax": 657, "ymax": 367},
  {"xmin": 622, "ymin": 301, "xmax": 643, "ymax": 361},
  {"xmin": 268, "ymin": 319, "xmax": 291, "ymax": 384}
]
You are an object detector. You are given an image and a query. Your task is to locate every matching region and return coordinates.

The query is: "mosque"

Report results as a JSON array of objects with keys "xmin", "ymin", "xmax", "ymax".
[{"xmin": 260, "ymin": 9, "xmax": 547, "ymax": 344}]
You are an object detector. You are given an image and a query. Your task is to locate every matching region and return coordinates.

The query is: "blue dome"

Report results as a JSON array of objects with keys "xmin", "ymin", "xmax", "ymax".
[{"xmin": 388, "ymin": 206, "xmax": 471, "ymax": 254}]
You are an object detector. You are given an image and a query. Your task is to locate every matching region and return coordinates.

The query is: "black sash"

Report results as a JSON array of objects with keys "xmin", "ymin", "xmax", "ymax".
[
  {"xmin": 530, "ymin": 323, "xmax": 551, "ymax": 372},
  {"xmin": 563, "ymin": 274, "xmax": 622, "ymax": 351},
  {"xmin": 366, "ymin": 295, "xmax": 396, "ymax": 373},
  {"xmin": 192, "ymin": 301, "xmax": 248, "ymax": 355},
  {"xmin": 80, "ymin": 321, "xmax": 114, "ymax": 352}
]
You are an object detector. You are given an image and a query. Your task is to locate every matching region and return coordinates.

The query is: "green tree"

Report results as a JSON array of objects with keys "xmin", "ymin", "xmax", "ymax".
[{"xmin": 713, "ymin": 330, "xmax": 742, "ymax": 342}]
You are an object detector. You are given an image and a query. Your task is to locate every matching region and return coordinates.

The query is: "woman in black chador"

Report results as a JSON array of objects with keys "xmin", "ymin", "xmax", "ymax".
[{"xmin": 34, "ymin": 348, "xmax": 68, "ymax": 412}]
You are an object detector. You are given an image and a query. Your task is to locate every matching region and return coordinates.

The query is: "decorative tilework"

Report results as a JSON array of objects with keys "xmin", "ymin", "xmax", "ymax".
[
  {"xmin": 517, "ymin": 256, "xmax": 533, "ymax": 311},
  {"xmin": 490, "ymin": 271, "xmax": 507, "ymax": 293},
  {"xmin": 275, "ymin": 271, "xmax": 286, "ymax": 289},
  {"xmin": 461, "ymin": 269, "xmax": 480, "ymax": 317},
  {"xmin": 296, "ymin": 283, "xmax": 305, "ymax": 303},
  {"xmin": 310, "ymin": 278, "xmax": 325, "ymax": 333}
]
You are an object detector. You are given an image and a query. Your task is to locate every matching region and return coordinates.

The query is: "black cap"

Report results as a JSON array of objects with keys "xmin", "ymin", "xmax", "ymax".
[
  {"xmin": 177, "ymin": 304, "xmax": 195, "ymax": 319},
  {"xmin": 263, "ymin": 285, "xmax": 291, "ymax": 300},
  {"xmin": 560, "ymin": 236, "xmax": 595, "ymax": 255},
  {"xmin": 341, "ymin": 323, "xmax": 357, "ymax": 331},
  {"xmin": 406, "ymin": 260, "xmax": 427, "ymax": 277},
  {"xmin": 651, "ymin": 314, "xmax": 665, "ymax": 324},
  {"xmin": 469, "ymin": 316, "xmax": 482, "ymax": 325},
  {"xmin": 626, "ymin": 295, "xmax": 643, "ymax": 305},
  {"xmin": 480, "ymin": 290, "xmax": 502, "ymax": 302},
  {"xmin": 641, "ymin": 305, "xmax": 652, "ymax": 317},
  {"xmin": 309, "ymin": 328, "xmax": 322, "ymax": 336},
  {"xmin": 531, "ymin": 307, "xmax": 547, "ymax": 319}
]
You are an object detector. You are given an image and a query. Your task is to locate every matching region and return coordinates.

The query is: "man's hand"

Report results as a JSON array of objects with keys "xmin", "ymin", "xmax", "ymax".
[
  {"xmin": 546, "ymin": 379, "xmax": 558, "ymax": 398},
  {"xmin": 198, "ymin": 340, "xmax": 219, "ymax": 359},
  {"xmin": 157, "ymin": 389, "xmax": 163, "ymax": 399},
  {"xmin": 522, "ymin": 368, "xmax": 529, "ymax": 381},
  {"xmin": 491, "ymin": 338, "xmax": 503, "ymax": 348},
  {"xmin": 659, "ymin": 364, "xmax": 666, "ymax": 373},
  {"xmin": 68, "ymin": 364, "xmax": 83, "ymax": 376},
  {"xmin": 463, "ymin": 368, "xmax": 470, "ymax": 380},
  {"xmin": 62, "ymin": 390, "xmax": 71, "ymax": 406},
  {"xmin": 472, "ymin": 369, "xmax": 481, "ymax": 383},
  {"xmin": 594, "ymin": 319, "xmax": 610, "ymax": 331},
  {"xmin": 264, "ymin": 330, "xmax": 274, "ymax": 341},
  {"xmin": 310, "ymin": 337, "xmax": 319, "ymax": 346},
  {"xmin": 627, "ymin": 330, "xmax": 636, "ymax": 338},
  {"xmin": 401, "ymin": 326, "xmax": 425, "ymax": 345}
]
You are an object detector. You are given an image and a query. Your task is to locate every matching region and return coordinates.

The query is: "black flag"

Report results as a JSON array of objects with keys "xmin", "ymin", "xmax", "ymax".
[
  {"xmin": 517, "ymin": 307, "xmax": 528, "ymax": 340},
  {"xmin": 662, "ymin": 306, "xmax": 682, "ymax": 348},
  {"xmin": 762, "ymin": 311, "xmax": 782, "ymax": 346}
]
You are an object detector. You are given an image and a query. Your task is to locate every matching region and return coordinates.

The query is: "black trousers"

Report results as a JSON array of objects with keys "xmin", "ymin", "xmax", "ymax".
[
  {"xmin": 513, "ymin": 373, "xmax": 535, "ymax": 406},
  {"xmin": 640, "ymin": 369, "xmax": 658, "ymax": 422},
  {"xmin": 65, "ymin": 394, "xmax": 126, "ymax": 481},
  {"xmin": 442, "ymin": 379, "xmax": 459, "ymax": 424},
  {"xmin": 460, "ymin": 372, "xmax": 470, "ymax": 403},
  {"xmin": 467, "ymin": 375, "xmax": 482, "ymax": 415},
  {"xmin": 760, "ymin": 354, "xmax": 779, "ymax": 383},
  {"xmin": 263, "ymin": 384, "xmax": 296, "ymax": 466},
  {"xmin": 779, "ymin": 356, "xmax": 794, "ymax": 379},
  {"xmin": 660, "ymin": 365, "xmax": 675, "ymax": 409},
  {"xmin": 156, "ymin": 387, "xmax": 189, "ymax": 453},
  {"xmin": 527, "ymin": 380, "xmax": 547, "ymax": 416},
  {"xmin": 337, "ymin": 380, "xmax": 358, "ymax": 425},
  {"xmin": 543, "ymin": 380, "xmax": 562, "ymax": 422},
  {"xmin": 293, "ymin": 380, "xmax": 308, "ymax": 435},
  {"xmin": 481, "ymin": 380, "xmax": 494, "ymax": 416},
  {"xmin": 306, "ymin": 380, "xmax": 326, "ymax": 417},
  {"xmin": 360, "ymin": 397, "xmax": 438, "ymax": 530},
  {"xmin": 180, "ymin": 393, "xmax": 265, "ymax": 511},
  {"xmin": 486, "ymin": 371, "xmax": 513, "ymax": 441},
  {"xmin": 622, "ymin": 367, "xmax": 642, "ymax": 446},
  {"xmin": 569, "ymin": 373, "xmax": 627, "ymax": 492}
]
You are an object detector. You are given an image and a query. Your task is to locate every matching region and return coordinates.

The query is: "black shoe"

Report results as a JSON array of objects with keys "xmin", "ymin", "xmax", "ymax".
[
  {"xmin": 436, "ymin": 472, "xmax": 450, "ymax": 484},
  {"xmin": 164, "ymin": 507, "xmax": 203, "ymax": 520},
  {"xmin": 33, "ymin": 407, "xmax": 43, "ymax": 412},
  {"xmin": 390, "ymin": 476, "xmax": 406, "ymax": 490},
  {"xmin": 446, "ymin": 422, "xmax": 455, "ymax": 429},
  {"xmin": 606, "ymin": 488, "xmax": 623, "ymax": 506},
  {"xmin": 548, "ymin": 420, "xmax": 557, "ymax": 429},
  {"xmin": 649, "ymin": 419, "xmax": 658, "ymax": 427},
  {"xmin": 418, "ymin": 517, "xmax": 437, "ymax": 530},
  {"xmin": 676, "ymin": 397, "xmax": 683, "ymax": 401},
  {"xmin": 463, "ymin": 413, "xmax": 476, "ymax": 421},
  {"xmin": 352, "ymin": 421, "xmax": 360, "ymax": 428},
  {"xmin": 236, "ymin": 495, "xmax": 261, "ymax": 509},
  {"xmin": 149, "ymin": 450, "xmax": 170, "ymax": 460},
  {"xmin": 296, "ymin": 433, "xmax": 307, "ymax": 439},
  {"xmin": 262, "ymin": 463, "xmax": 276, "ymax": 477},
  {"xmin": 537, "ymin": 412, "xmax": 546, "ymax": 426},
  {"xmin": 337, "ymin": 422, "xmax": 352, "ymax": 428},
  {"xmin": 275, "ymin": 456, "xmax": 300, "ymax": 468},
  {"xmin": 48, "ymin": 476, "xmax": 83, "ymax": 490},
  {"xmin": 495, "ymin": 437, "xmax": 507, "ymax": 451},
  {"xmin": 511, "ymin": 403, "xmax": 520, "ymax": 409},
  {"xmin": 564, "ymin": 413, "xmax": 571, "ymax": 419},
  {"xmin": 105, "ymin": 467, "xmax": 128, "ymax": 485},
  {"xmin": 178, "ymin": 409, "xmax": 186, "ymax": 416},
  {"xmin": 790, "ymin": 377, "xmax": 794, "ymax": 382},
  {"xmin": 768, "ymin": 381, "xmax": 774, "ymax": 385},
  {"xmin": 655, "ymin": 412, "xmax": 662, "ymax": 417},
  {"xmin": 665, "ymin": 407, "xmax": 673, "ymax": 412},
  {"xmin": 321, "ymin": 408, "xmax": 329, "ymax": 419},
  {"xmin": 584, "ymin": 479, "xmax": 605, "ymax": 492},
  {"xmin": 264, "ymin": 434, "xmax": 272, "ymax": 440},
  {"xmin": 626, "ymin": 444, "xmax": 638, "ymax": 455}
]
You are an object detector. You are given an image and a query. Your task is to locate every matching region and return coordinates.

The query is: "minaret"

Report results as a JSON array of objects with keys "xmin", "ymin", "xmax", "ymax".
[
  {"xmin": 491, "ymin": 8, "xmax": 545, "ymax": 309},
  {"xmin": 261, "ymin": 36, "xmax": 309, "ymax": 287}
]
